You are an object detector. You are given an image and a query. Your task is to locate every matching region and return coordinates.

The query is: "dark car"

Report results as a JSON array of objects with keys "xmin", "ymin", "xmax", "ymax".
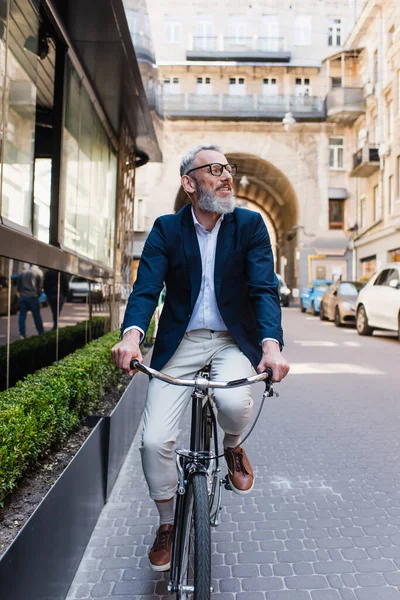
[{"xmin": 320, "ymin": 280, "xmax": 364, "ymax": 326}]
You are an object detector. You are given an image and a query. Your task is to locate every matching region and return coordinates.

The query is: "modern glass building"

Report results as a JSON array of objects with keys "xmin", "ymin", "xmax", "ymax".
[{"xmin": 0, "ymin": 0, "xmax": 161, "ymax": 389}]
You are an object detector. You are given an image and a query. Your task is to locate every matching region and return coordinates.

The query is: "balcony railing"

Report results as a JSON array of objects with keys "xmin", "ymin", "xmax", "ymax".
[
  {"xmin": 326, "ymin": 87, "xmax": 365, "ymax": 123},
  {"xmin": 187, "ymin": 35, "xmax": 290, "ymax": 62},
  {"xmin": 158, "ymin": 93, "xmax": 325, "ymax": 120},
  {"xmin": 351, "ymin": 143, "xmax": 380, "ymax": 177},
  {"xmin": 131, "ymin": 33, "xmax": 155, "ymax": 63}
]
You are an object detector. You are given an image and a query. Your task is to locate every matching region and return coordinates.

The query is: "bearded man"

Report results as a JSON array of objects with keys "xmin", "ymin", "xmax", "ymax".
[{"xmin": 111, "ymin": 144, "xmax": 289, "ymax": 571}]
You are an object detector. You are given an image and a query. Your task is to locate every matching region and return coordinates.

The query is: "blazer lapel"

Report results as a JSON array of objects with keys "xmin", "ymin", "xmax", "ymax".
[
  {"xmin": 214, "ymin": 212, "xmax": 235, "ymax": 297},
  {"xmin": 182, "ymin": 205, "xmax": 202, "ymax": 308}
]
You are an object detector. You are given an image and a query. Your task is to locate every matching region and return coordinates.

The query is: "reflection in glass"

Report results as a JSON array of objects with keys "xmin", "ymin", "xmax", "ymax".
[
  {"xmin": 33, "ymin": 158, "xmax": 51, "ymax": 242},
  {"xmin": 62, "ymin": 60, "xmax": 117, "ymax": 268},
  {"xmin": 17, "ymin": 263, "xmax": 44, "ymax": 338},
  {"xmin": 1, "ymin": 0, "xmax": 39, "ymax": 229}
]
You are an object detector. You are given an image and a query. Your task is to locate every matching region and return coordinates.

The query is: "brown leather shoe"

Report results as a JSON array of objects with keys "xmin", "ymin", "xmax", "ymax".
[
  {"xmin": 149, "ymin": 524, "xmax": 174, "ymax": 571},
  {"xmin": 224, "ymin": 446, "xmax": 254, "ymax": 495}
]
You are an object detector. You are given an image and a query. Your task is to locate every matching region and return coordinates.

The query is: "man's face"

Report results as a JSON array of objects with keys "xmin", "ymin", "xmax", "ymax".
[{"xmin": 186, "ymin": 150, "xmax": 236, "ymax": 214}]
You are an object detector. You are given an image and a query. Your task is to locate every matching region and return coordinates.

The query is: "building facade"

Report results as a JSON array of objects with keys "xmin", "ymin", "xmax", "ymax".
[
  {"xmin": 0, "ymin": 0, "xmax": 161, "ymax": 389},
  {"xmin": 342, "ymin": 0, "xmax": 400, "ymax": 280},
  {"xmin": 134, "ymin": 0, "xmax": 400, "ymax": 292}
]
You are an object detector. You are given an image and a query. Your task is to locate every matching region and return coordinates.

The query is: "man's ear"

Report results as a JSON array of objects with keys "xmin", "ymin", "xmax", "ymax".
[{"xmin": 181, "ymin": 174, "xmax": 196, "ymax": 195}]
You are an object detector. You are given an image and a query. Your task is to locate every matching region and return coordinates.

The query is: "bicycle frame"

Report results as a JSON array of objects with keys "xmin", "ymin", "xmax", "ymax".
[{"xmin": 130, "ymin": 359, "xmax": 273, "ymax": 598}]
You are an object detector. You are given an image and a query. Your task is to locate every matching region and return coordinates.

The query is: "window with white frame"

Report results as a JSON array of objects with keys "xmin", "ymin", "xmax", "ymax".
[
  {"xmin": 294, "ymin": 15, "xmax": 312, "ymax": 46},
  {"xmin": 388, "ymin": 100, "xmax": 393, "ymax": 140},
  {"xmin": 329, "ymin": 137, "xmax": 344, "ymax": 169},
  {"xmin": 228, "ymin": 16, "xmax": 247, "ymax": 45},
  {"xmin": 260, "ymin": 16, "xmax": 280, "ymax": 51},
  {"xmin": 134, "ymin": 198, "xmax": 145, "ymax": 232},
  {"xmin": 373, "ymin": 184, "xmax": 381, "ymax": 222},
  {"xmin": 389, "ymin": 175, "xmax": 395, "ymax": 215},
  {"xmin": 295, "ymin": 77, "xmax": 311, "ymax": 96},
  {"xmin": 360, "ymin": 197, "xmax": 367, "ymax": 229},
  {"xmin": 229, "ymin": 77, "xmax": 246, "ymax": 95},
  {"xmin": 163, "ymin": 77, "xmax": 180, "ymax": 94},
  {"xmin": 328, "ymin": 17, "xmax": 342, "ymax": 47},
  {"xmin": 195, "ymin": 17, "xmax": 213, "ymax": 49},
  {"xmin": 262, "ymin": 78, "xmax": 278, "ymax": 95},
  {"xmin": 196, "ymin": 76, "xmax": 212, "ymax": 95},
  {"xmin": 164, "ymin": 17, "xmax": 181, "ymax": 43},
  {"xmin": 125, "ymin": 9, "xmax": 139, "ymax": 37}
]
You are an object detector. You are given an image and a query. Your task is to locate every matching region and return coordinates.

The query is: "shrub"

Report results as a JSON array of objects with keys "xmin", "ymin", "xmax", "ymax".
[
  {"xmin": 0, "ymin": 317, "xmax": 108, "ymax": 391},
  {"xmin": 0, "ymin": 330, "xmax": 120, "ymax": 504}
]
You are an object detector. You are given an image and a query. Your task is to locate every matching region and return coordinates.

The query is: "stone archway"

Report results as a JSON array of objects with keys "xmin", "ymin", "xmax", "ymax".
[{"xmin": 174, "ymin": 154, "xmax": 299, "ymax": 288}]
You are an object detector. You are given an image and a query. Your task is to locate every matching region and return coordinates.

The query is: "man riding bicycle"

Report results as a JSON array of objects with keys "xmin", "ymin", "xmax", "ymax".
[{"xmin": 111, "ymin": 144, "xmax": 290, "ymax": 572}]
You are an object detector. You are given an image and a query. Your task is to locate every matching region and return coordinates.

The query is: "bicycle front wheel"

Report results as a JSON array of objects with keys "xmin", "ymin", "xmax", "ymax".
[{"xmin": 177, "ymin": 472, "xmax": 211, "ymax": 600}]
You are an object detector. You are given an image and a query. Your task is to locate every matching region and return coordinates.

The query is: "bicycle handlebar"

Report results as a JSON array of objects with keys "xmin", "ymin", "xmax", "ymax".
[{"xmin": 130, "ymin": 360, "xmax": 272, "ymax": 390}]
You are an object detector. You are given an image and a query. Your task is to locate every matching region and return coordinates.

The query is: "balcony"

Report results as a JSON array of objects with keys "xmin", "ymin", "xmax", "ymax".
[
  {"xmin": 186, "ymin": 35, "xmax": 291, "ymax": 62},
  {"xmin": 326, "ymin": 87, "xmax": 365, "ymax": 124},
  {"xmin": 131, "ymin": 33, "xmax": 155, "ymax": 64},
  {"xmin": 158, "ymin": 93, "xmax": 325, "ymax": 120},
  {"xmin": 350, "ymin": 144, "xmax": 380, "ymax": 177}
]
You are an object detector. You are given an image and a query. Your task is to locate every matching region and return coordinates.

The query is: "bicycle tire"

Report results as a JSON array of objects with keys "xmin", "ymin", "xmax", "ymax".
[{"xmin": 177, "ymin": 472, "xmax": 211, "ymax": 600}]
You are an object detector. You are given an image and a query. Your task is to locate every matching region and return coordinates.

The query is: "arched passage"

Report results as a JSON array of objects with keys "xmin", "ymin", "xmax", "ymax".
[{"xmin": 174, "ymin": 154, "xmax": 299, "ymax": 288}]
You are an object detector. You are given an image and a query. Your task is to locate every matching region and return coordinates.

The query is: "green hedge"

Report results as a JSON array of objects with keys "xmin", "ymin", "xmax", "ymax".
[
  {"xmin": 0, "ymin": 330, "xmax": 120, "ymax": 504},
  {"xmin": 0, "ymin": 317, "xmax": 108, "ymax": 391}
]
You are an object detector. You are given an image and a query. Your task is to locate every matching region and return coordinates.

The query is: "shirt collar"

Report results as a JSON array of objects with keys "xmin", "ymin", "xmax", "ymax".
[{"xmin": 191, "ymin": 206, "xmax": 224, "ymax": 233}]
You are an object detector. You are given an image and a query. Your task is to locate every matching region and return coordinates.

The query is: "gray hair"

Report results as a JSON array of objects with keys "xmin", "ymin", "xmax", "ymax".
[{"xmin": 180, "ymin": 144, "xmax": 223, "ymax": 177}]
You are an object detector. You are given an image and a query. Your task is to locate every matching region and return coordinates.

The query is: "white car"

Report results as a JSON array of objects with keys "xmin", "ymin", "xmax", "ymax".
[
  {"xmin": 67, "ymin": 276, "xmax": 103, "ymax": 302},
  {"xmin": 356, "ymin": 263, "xmax": 400, "ymax": 340}
]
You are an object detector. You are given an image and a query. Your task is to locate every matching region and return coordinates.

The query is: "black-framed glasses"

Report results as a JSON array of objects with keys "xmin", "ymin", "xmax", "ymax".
[{"xmin": 186, "ymin": 163, "xmax": 237, "ymax": 177}]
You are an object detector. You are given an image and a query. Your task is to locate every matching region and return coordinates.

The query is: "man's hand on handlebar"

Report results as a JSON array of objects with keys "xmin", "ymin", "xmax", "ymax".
[
  {"xmin": 111, "ymin": 329, "xmax": 143, "ymax": 377},
  {"xmin": 257, "ymin": 339, "xmax": 290, "ymax": 383}
]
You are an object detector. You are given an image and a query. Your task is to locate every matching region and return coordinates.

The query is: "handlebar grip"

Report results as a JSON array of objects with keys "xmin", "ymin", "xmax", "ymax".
[
  {"xmin": 265, "ymin": 368, "xmax": 273, "ymax": 379},
  {"xmin": 130, "ymin": 359, "xmax": 140, "ymax": 371}
]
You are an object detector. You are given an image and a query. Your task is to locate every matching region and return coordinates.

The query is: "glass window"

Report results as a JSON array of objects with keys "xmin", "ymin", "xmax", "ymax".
[
  {"xmin": 195, "ymin": 17, "xmax": 213, "ymax": 50},
  {"xmin": 228, "ymin": 16, "xmax": 246, "ymax": 44},
  {"xmin": 388, "ymin": 101, "xmax": 393, "ymax": 140},
  {"xmin": 388, "ymin": 248, "xmax": 400, "ymax": 262},
  {"xmin": 295, "ymin": 77, "xmax": 311, "ymax": 96},
  {"xmin": 360, "ymin": 256, "xmax": 376, "ymax": 280},
  {"xmin": 196, "ymin": 76, "xmax": 211, "ymax": 95},
  {"xmin": 389, "ymin": 174, "xmax": 394, "ymax": 215},
  {"xmin": 262, "ymin": 78, "xmax": 278, "ymax": 95},
  {"xmin": 374, "ymin": 269, "xmax": 391, "ymax": 286},
  {"xmin": 338, "ymin": 282, "xmax": 363, "ymax": 296},
  {"xmin": 164, "ymin": 77, "xmax": 180, "ymax": 94},
  {"xmin": 164, "ymin": 17, "xmax": 181, "ymax": 43},
  {"xmin": 328, "ymin": 17, "xmax": 342, "ymax": 47},
  {"xmin": 329, "ymin": 199, "xmax": 344, "ymax": 230},
  {"xmin": 373, "ymin": 184, "xmax": 381, "ymax": 221},
  {"xmin": 229, "ymin": 77, "xmax": 246, "ymax": 95},
  {"xmin": 332, "ymin": 77, "xmax": 342, "ymax": 88},
  {"xmin": 329, "ymin": 137, "xmax": 344, "ymax": 169},
  {"xmin": 260, "ymin": 16, "xmax": 280, "ymax": 51},
  {"xmin": 1, "ymin": 0, "xmax": 39, "ymax": 230},
  {"xmin": 360, "ymin": 197, "xmax": 367, "ymax": 229},
  {"xmin": 61, "ymin": 60, "xmax": 117, "ymax": 268},
  {"xmin": 294, "ymin": 15, "xmax": 312, "ymax": 46}
]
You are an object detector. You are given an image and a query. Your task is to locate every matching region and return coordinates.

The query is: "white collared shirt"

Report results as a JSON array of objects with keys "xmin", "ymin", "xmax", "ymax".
[{"xmin": 186, "ymin": 208, "xmax": 228, "ymax": 332}]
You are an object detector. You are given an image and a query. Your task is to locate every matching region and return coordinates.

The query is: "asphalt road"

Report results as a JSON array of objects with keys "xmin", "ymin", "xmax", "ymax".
[{"xmin": 67, "ymin": 307, "xmax": 400, "ymax": 600}]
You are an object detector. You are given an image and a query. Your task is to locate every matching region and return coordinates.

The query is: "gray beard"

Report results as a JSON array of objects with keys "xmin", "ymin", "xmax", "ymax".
[{"xmin": 197, "ymin": 189, "xmax": 236, "ymax": 214}]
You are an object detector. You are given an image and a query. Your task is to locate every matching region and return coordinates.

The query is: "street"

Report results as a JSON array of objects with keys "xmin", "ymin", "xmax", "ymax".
[{"xmin": 67, "ymin": 307, "xmax": 400, "ymax": 600}]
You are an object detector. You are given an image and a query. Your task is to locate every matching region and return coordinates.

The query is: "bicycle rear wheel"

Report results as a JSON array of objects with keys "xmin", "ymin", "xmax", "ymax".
[{"xmin": 177, "ymin": 472, "xmax": 211, "ymax": 600}]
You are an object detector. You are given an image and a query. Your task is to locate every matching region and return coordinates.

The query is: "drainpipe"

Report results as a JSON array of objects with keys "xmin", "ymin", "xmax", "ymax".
[{"xmin": 377, "ymin": 7, "xmax": 384, "ymax": 221}]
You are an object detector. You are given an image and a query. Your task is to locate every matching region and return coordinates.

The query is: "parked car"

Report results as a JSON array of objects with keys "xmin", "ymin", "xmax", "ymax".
[
  {"xmin": 300, "ymin": 280, "xmax": 332, "ymax": 315},
  {"xmin": 277, "ymin": 274, "xmax": 291, "ymax": 307},
  {"xmin": 320, "ymin": 280, "xmax": 364, "ymax": 327},
  {"xmin": 356, "ymin": 263, "xmax": 400, "ymax": 340},
  {"xmin": 67, "ymin": 276, "xmax": 103, "ymax": 302}
]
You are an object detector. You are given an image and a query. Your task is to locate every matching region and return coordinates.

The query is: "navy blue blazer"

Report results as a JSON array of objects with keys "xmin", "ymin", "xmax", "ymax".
[{"xmin": 121, "ymin": 204, "xmax": 283, "ymax": 372}]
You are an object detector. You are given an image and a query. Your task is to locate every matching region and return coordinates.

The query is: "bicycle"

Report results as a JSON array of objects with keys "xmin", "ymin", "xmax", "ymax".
[{"xmin": 131, "ymin": 359, "xmax": 274, "ymax": 600}]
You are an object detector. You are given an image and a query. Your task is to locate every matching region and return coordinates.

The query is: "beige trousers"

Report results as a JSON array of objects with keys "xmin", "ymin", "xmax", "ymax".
[{"xmin": 140, "ymin": 329, "xmax": 253, "ymax": 500}]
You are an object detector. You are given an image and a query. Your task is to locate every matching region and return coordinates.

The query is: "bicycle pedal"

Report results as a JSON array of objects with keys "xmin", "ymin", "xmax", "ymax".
[{"xmin": 223, "ymin": 477, "xmax": 232, "ymax": 491}]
